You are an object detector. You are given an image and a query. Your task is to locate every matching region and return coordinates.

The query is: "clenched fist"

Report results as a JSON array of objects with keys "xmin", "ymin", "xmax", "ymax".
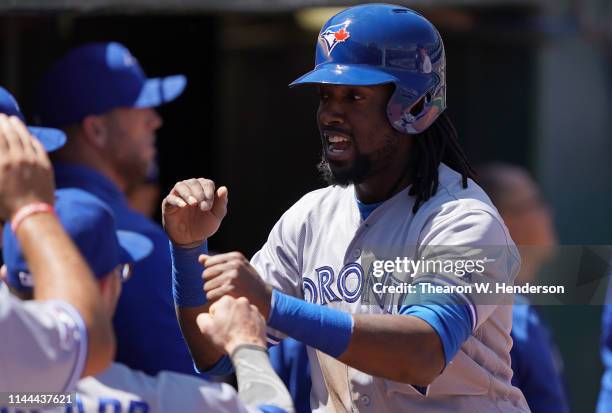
[
  {"xmin": 162, "ymin": 178, "xmax": 228, "ymax": 247},
  {"xmin": 200, "ymin": 252, "xmax": 273, "ymax": 320},
  {"xmin": 196, "ymin": 296, "xmax": 266, "ymax": 355}
]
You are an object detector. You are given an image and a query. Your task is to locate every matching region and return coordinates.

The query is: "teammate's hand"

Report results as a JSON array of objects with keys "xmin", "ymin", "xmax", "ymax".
[
  {"xmin": 196, "ymin": 295, "xmax": 266, "ymax": 355},
  {"xmin": 0, "ymin": 115, "xmax": 55, "ymax": 220},
  {"xmin": 200, "ymin": 252, "xmax": 273, "ymax": 319},
  {"xmin": 162, "ymin": 178, "xmax": 228, "ymax": 247}
]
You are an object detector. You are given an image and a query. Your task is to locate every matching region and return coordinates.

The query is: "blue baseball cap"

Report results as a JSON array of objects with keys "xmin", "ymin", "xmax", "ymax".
[
  {"xmin": 34, "ymin": 42, "xmax": 187, "ymax": 127},
  {"xmin": 2, "ymin": 188, "xmax": 153, "ymax": 291},
  {"xmin": 0, "ymin": 86, "xmax": 66, "ymax": 152}
]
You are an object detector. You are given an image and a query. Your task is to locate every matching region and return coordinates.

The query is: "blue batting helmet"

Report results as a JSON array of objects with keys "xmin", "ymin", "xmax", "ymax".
[{"xmin": 291, "ymin": 3, "xmax": 446, "ymax": 134}]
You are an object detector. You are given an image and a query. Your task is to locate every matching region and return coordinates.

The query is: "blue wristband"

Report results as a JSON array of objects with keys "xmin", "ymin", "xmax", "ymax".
[
  {"xmin": 170, "ymin": 240, "xmax": 208, "ymax": 307},
  {"xmin": 268, "ymin": 289, "xmax": 353, "ymax": 357}
]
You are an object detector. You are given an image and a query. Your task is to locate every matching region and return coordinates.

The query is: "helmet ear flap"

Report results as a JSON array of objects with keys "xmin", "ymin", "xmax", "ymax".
[{"xmin": 386, "ymin": 85, "xmax": 444, "ymax": 135}]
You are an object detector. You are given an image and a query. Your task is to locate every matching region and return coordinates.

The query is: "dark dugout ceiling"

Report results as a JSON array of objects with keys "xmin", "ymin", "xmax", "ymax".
[{"xmin": 0, "ymin": 0, "xmax": 548, "ymax": 13}]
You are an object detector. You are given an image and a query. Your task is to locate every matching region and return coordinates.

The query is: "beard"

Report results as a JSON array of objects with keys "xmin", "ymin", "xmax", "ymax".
[{"xmin": 317, "ymin": 150, "xmax": 372, "ymax": 187}]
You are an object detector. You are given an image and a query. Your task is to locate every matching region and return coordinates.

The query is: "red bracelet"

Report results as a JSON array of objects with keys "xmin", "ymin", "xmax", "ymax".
[{"xmin": 11, "ymin": 203, "xmax": 55, "ymax": 233}]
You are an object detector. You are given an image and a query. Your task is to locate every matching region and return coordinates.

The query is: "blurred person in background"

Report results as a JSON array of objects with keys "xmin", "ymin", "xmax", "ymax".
[
  {"xmin": 33, "ymin": 42, "xmax": 196, "ymax": 376},
  {"xmin": 127, "ymin": 158, "xmax": 161, "ymax": 219},
  {"xmin": 0, "ymin": 89, "xmax": 114, "ymax": 391},
  {"xmin": 477, "ymin": 162, "xmax": 570, "ymax": 413}
]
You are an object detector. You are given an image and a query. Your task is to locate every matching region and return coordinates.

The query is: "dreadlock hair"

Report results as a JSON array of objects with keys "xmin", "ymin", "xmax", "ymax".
[{"xmin": 408, "ymin": 111, "xmax": 476, "ymax": 213}]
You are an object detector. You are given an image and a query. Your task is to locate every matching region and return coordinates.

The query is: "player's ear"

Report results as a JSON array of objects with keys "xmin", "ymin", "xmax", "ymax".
[
  {"xmin": 99, "ymin": 269, "xmax": 122, "ymax": 313},
  {"xmin": 98, "ymin": 271, "xmax": 114, "ymax": 303},
  {"xmin": 81, "ymin": 115, "xmax": 108, "ymax": 148}
]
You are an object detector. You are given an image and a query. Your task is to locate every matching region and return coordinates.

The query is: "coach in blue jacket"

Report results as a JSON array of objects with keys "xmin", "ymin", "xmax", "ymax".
[{"xmin": 33, "ymin": 42, "xmax": 194, "ymax": 376}]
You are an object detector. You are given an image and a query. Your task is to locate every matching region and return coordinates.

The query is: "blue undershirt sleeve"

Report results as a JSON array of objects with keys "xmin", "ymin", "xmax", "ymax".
[{"xmin": 399, "ymin": 293, "xmax": 472, "ymax": 366}]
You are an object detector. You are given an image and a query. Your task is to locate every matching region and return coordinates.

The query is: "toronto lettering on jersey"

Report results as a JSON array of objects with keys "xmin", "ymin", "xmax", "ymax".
[
  {"xmin": 302, "ymin": 261, "xmax": 442, "ymax": 311},
  {"xmin": 302, "ymin": 261, "xmax": 416, "ymax": 311}
]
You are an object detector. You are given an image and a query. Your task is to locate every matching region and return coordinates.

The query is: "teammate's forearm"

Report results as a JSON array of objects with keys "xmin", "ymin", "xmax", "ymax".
[
  {"xmin": 176, "ymin": 305, "xmax": 227, "ymax": 371},
  {"xmin": 16, "ymin": 213, "xmax": 115, "ymax": 377},
  {"xmin": 231, "ymin": 344, "xmax": 295, "ymax": 413}
]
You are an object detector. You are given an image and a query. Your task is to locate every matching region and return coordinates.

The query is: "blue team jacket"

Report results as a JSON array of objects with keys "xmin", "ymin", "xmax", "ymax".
[
  {"xmin": 54, "ymin": 162, "xmax": 195, "ymax": 376},
  {"xmin": 511, "ymin": 295, "xmax": 570, "ymax": 413}
]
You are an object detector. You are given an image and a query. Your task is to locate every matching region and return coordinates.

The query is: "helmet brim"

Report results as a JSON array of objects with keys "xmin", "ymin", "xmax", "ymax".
[
  {"xmin": 289, "ymin": 63, "xmax": 433, "ymax": 99},
  {"xmin": 290, "ymin": 63, "xmax": 396, "ymax": 87}
]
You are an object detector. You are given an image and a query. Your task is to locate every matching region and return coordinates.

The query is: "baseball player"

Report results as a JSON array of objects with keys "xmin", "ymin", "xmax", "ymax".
[
  {"xmin": 166, "ymin": 4, "xmax": 529, "ymax": 413},
  {"xmin": 1, "ymin": 189, "xmax": 294, "ymax": 413},
  {"xmin": 33, "ymin": 42, "xmax": 195, "ymax": 376},
  {"xmin": 0, "ymin": 88, "xmax": 114, "ymax": 392}
]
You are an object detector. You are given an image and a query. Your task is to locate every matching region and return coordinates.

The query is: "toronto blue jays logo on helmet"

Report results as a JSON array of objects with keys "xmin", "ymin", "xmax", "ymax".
[{"xmin": 319, "ymin": 20, "xmax": 351, "ymax": 55}]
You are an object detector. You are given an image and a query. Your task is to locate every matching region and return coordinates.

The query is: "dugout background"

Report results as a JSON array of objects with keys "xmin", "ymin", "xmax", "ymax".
[{"xmin": 2, "ymin": 1, "xmax": 612, "ymax": 410}]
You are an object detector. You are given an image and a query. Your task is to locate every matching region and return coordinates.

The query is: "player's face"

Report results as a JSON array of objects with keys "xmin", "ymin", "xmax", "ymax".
[
  {"xmin": 316, "ymin": 84, "xmax": 407, "ymax": 186},
  {"xmin": 101, "ymin": 107, "xmax": 162, "ymax": 191}
]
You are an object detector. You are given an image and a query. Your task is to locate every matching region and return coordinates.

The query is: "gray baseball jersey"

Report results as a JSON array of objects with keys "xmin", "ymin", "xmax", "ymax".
[
  {"xmin": 3, "ymin": 362, "xmax": 261, "ymax": 413},
  {"xmin": 0, "ymin": 281, "xmax": 87, "ymax": 393},
  {"xmin": 251, "ymin": 164, "xmax": 530, "ymax": 413}
]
